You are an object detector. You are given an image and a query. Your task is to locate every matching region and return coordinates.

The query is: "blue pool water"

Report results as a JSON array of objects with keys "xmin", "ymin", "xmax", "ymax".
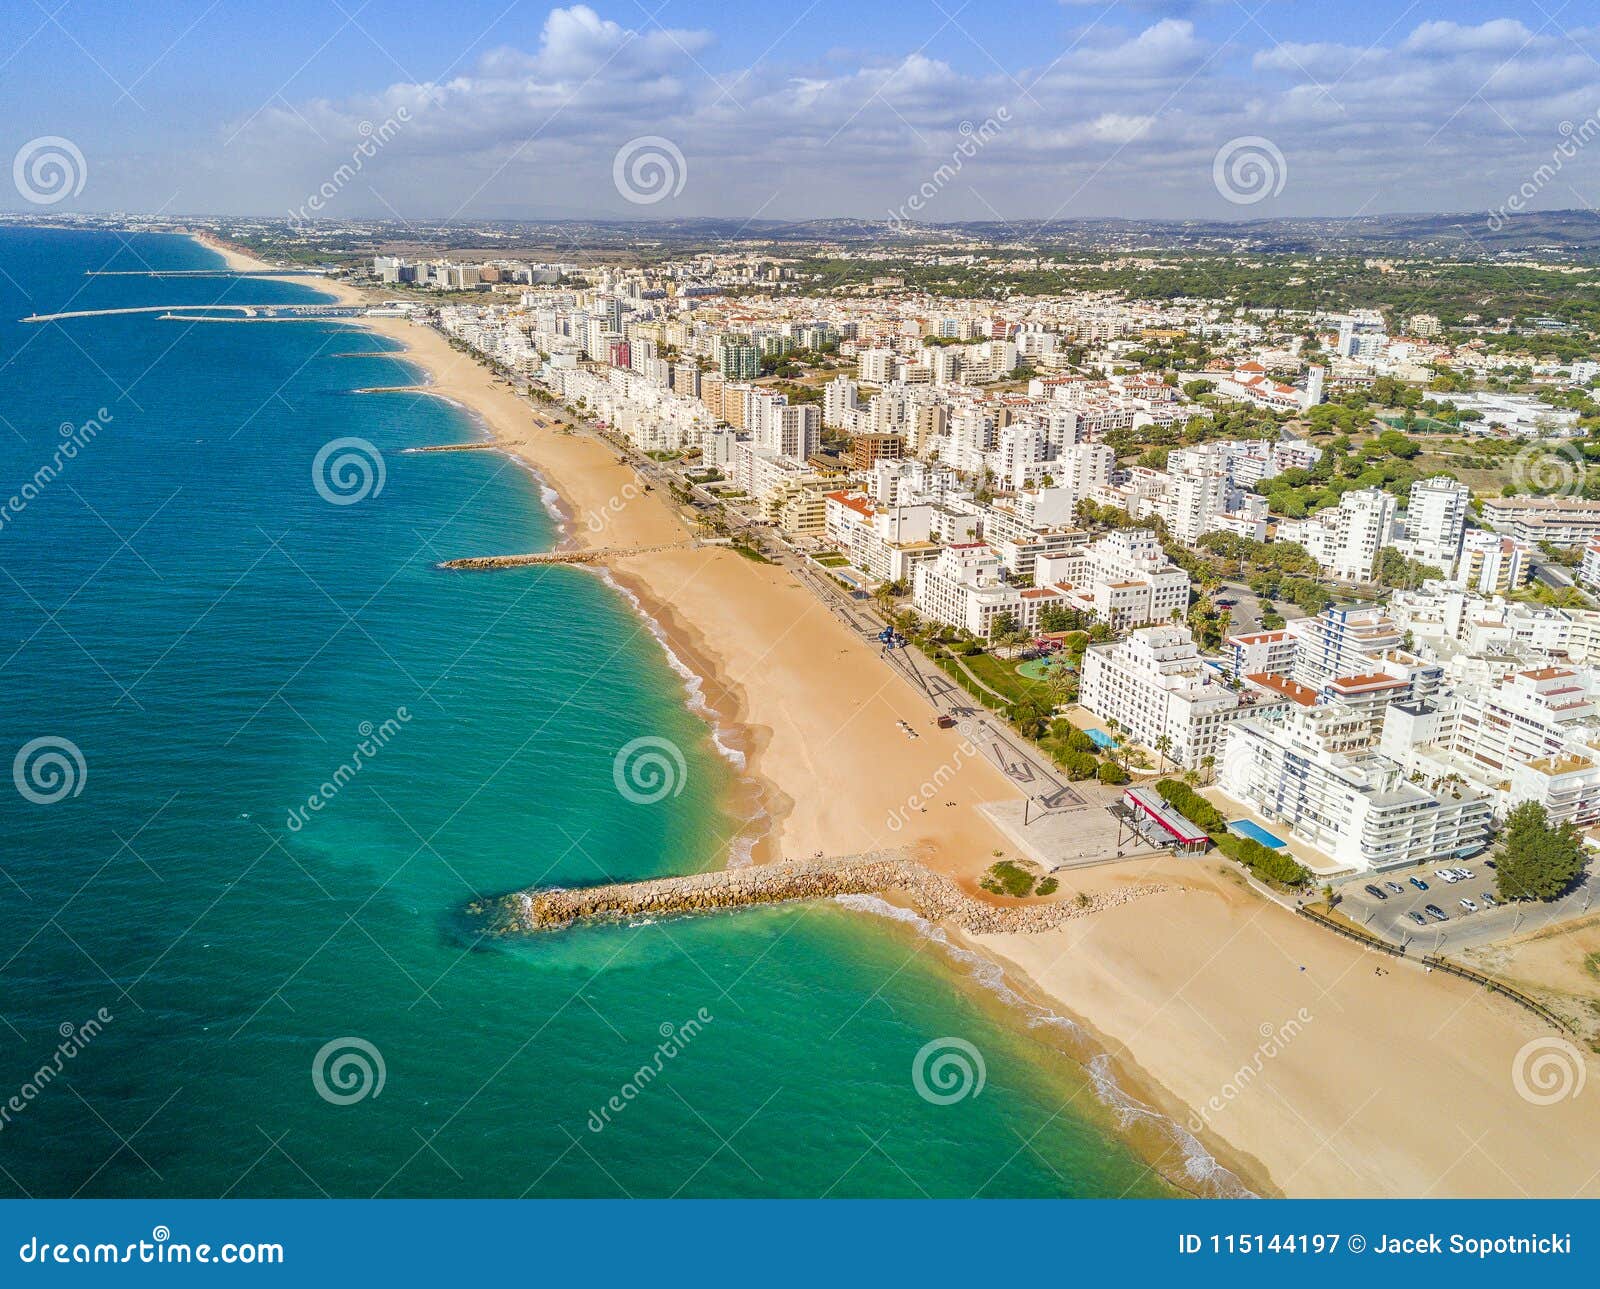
[
  {"xmin": 1086, "ymin": 729, "xmax": 1118, "ymax": 750},
  {"xmin": 1229, "ymin": 820, "xmax": 1286, "ymax": 849}
]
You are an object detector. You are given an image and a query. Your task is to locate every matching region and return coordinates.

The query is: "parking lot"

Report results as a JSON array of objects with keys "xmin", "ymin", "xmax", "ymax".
[{"xmin": 1337, "ymin": 861, "xmax": 1599, "ymax": 952}]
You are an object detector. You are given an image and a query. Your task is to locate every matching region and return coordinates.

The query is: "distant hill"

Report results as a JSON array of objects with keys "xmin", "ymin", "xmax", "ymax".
[{"xmin": 427, "ymin": 209, "xmax": 1600, "ymax": 257}]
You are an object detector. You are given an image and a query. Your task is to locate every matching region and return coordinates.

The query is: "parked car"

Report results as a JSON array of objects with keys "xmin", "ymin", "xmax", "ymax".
[
  {"xmin": 1384, "ymin": 881, "xmax": 1404, "ymax": 894},
  {"xmin": 1364, "ymin": 884, "xmax": 1387, "ymax": 900},
  {"xmin": 1434, "ymin": 869, "xmax": 1458, "ymax": 883},
  {"xmin": 1409, "ymin": 876, "xmax": 1429, "ymax": 891},
  {"xmin": 1425, "ymin": 904, "xmax": 1449, "ymax": 921},
  {"xmin": 1453, "ymin": 868, "xmax": 1475, "ymax": 880},
  {"xmin": 1459, "ymin": 898, "xmax": 1479, "ymax": 913},
  {"xmin": 1481, "ymin": 892, "xmax": 1497, "ymax": 907},
  {"xmin": 1407, "ymin": 911, "xmax": 1427, "ymax": 927}
]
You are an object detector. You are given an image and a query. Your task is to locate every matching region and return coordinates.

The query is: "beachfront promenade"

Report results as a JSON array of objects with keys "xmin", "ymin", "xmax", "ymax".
[{"xmin": 478, "ymin": 850, "xmax": 1163, "ymax": 936}]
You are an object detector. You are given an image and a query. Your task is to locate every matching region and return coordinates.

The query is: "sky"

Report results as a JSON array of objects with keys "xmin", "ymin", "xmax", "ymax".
[{"xmin": 2, "ymin": 0, "xmax": 1599, "ymax": 224}]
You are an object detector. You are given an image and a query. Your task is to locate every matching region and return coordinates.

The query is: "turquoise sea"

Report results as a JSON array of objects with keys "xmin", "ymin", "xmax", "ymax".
[{"xmin": 0, "ymin": 227, "xmax": 1200, "ymax": 1198}]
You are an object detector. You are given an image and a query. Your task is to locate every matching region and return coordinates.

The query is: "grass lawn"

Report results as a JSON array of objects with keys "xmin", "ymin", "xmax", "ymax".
[{"xmin": 957, "ymin": 651, "xmax": 1057, "ymax": 706}]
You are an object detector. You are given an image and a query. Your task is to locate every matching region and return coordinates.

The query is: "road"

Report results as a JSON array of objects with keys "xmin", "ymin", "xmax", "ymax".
[{"xmin": 1336, "ymin": 860, "xmax": 1598, "ymax": 952}]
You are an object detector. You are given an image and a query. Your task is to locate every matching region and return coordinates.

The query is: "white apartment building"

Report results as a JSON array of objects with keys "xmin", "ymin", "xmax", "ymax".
[
  {"xmin": 747, "ymin": 390, "xmax": 820, "ymax": 461},
  {"xmin": 1219, "ymin": 703, "xmax": 1493, "ymax": 872},
  {"xmin": 1583, "ymin": 543, "xmax": 1600, "ymax": 593},
  {"xmin": 1223, "ymin": 629, "xmax": 1298, "ymax": 680},
  {"xmin": 1034, "ymin": 528, "xmax": 1191, "ymax": 631},
  {"xmin": 1288, "ymin": 603, "xmax": 1405, "ymax": 689},
  {"xmin": 1399, "ymin": 477, "xmax": 1471, "ymax": 571},
  {"xmin": 1480, "ymin": 496, "xmax": 1600, "ymax": 548},
  {"xmin": 1275, "ymin": 487, "xmax": 1397, "ymax": 582},
  {"xmin": 823, "ymin": 375, "xmax": 859, "ymax": 429},
  {"xmin": 912, "ymin": 543, "xmax": 1039, "ymax": 638},
  {"xmin": 1456, "ymin": 531, "xmax": 1533, "ymax": 595},
  {"xmin": 1379, "ymin": 667, "xmax": 1600, "ymax": 828},
  {"xmin": 1079, "ymin": 625, "xmax": 1277, "ymax": 770},
  {"xmin": 824, "ymin": 492, "xmax": 942, "ymax": 584}
]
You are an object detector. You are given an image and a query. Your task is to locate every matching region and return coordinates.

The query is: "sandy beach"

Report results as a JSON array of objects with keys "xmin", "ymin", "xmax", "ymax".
[{"xmin": 218, "ymin": 237, "xmax": 1600, "ymax": 1199}]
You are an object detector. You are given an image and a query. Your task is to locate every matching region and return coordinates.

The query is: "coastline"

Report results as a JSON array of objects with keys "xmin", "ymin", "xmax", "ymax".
[{"xmin": 209, "ymin": 235, "xmax": 1600, "ymax": 1199}]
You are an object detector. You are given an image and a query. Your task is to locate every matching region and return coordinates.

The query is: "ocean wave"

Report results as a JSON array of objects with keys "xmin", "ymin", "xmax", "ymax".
[
  {"xmin": 587, "ymin": 566, "xmax": 774, "ymax": 869},
  {"xmin": 591, "ymin": 568, "xmax": 746, "ymax": 771},
  {"xmin": 833, "ymin": 892, "xmax": 1256, "ymax": 1199}
]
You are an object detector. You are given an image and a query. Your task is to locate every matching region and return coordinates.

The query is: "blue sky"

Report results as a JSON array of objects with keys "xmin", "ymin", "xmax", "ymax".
[{"xmin": 3, "ymin": 1, "xmax": 1598, "ymax": 222}]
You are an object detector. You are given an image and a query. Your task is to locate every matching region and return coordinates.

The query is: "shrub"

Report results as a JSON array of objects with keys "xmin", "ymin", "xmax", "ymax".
[
  {"xmin": 1062, "ymin": 726, "xmax": 1096, "ymax": 753},
  {"xmin": 1060, "ymin": 751, "xmax": 1099, "ymax": 781},
  {"xmin": 981, "ymin": 860, "xmax": 1037, "ymax": 898},
  {"xmin": 1153, "ymin": 778, "xmax": 1225, "ymax": 833},
  {"xmin": 1097, "ymin": 761, "xmax": 1129, "ymax": 785}
]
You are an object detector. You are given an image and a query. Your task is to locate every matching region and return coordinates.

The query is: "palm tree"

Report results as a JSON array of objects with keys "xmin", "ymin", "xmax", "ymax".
[
  {"xmin": 1153, "ymin": 733, "xmax": 1173, "ymax": 774},
  {"xmin": 1201, "ymin": 754, "xmax": 1216, "ymax": 785}
]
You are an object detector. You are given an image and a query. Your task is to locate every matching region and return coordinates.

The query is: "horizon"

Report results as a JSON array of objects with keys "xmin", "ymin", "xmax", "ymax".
[
  {"xmin": 4, "ymin": 1, "xmax": 1599, "ymax": 225},
  {"xmin": 10, "ymin": 206, "xmax": 1598, "ymax": 233}
]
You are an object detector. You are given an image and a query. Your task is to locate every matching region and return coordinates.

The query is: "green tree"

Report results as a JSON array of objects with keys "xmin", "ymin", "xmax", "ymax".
[{"xmin": 1496, "ymin": 802, "xmax": 1587, "ymax": 901}]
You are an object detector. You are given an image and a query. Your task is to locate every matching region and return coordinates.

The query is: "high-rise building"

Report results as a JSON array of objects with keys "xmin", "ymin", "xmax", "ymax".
[
  {"xmin": 1402, "ymin": 477, "xmax": 1471, "ymax": 571},
  {"xmin": 720, "ymin": 339, "xmax": 760, "ymax": 380}
]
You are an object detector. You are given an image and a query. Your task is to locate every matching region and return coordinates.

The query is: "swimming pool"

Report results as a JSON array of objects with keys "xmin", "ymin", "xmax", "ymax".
[
  {"xmin": 1087, "ymin": 728, "xmax": 1118, "ymax": 750},
  {"xmin": 1229, "ymin": 819, "xmax": 1286, "ymax": 849}
]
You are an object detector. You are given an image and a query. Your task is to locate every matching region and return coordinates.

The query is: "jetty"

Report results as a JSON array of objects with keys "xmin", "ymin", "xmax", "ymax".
[
  {"xmin": 475, "ymin": 850, "xmax": 1164, "ymax": 936},
  {"xmin": 403, "ymin": 442, "xmax": 505, "ymax": 454},
  {"xmin": 84, "ymin": 268, "xmax": 326, "ymax": 278},
  {"xmin": 22, "ymin": 303, "xmax": 365, "ymax": 324},
  {"xmin": 439, "ymin": 542, "xmax": 690, "ymax": 570}
]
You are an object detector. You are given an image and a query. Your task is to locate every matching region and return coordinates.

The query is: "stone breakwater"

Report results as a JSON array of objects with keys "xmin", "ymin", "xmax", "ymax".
[
  {"xmin": 440, "ymin": 542, "xmax": 690, "ymax": 570},
  {"xmin": 474, "ymin": 851, "xmax": 1164, "ymax": 936}
]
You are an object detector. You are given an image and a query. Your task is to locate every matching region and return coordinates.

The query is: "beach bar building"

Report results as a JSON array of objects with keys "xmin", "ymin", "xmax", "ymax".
[{"xmin": 1121, "ymin": 786, "xmax": 1211, "ymax": 855}]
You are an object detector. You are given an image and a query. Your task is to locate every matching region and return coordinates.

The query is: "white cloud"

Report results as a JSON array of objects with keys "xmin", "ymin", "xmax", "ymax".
[{"xmin": 199, "ymin": 8, "xmax": 1600, "ymax": 223}]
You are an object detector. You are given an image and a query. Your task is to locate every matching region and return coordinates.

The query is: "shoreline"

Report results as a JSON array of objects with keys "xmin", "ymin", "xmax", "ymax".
[{"xmin": 197, "ymin": 233, "xmax": 1600, "ymax": 1199}]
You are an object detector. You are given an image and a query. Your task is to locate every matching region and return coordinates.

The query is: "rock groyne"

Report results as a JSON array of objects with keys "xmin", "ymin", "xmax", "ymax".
[
  {"xmin": 440, "ymin": 541, "xmax": 690, "ymax": 570},
  {"xmin": 475, "ymin": 851, "xmax": 1163, "ymax": 936}
]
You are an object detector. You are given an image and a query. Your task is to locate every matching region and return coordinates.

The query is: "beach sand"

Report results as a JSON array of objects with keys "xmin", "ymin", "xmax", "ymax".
[{"xmin": 218, "ymin": 239, "xmax": 1600, "ymax": 1198}]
